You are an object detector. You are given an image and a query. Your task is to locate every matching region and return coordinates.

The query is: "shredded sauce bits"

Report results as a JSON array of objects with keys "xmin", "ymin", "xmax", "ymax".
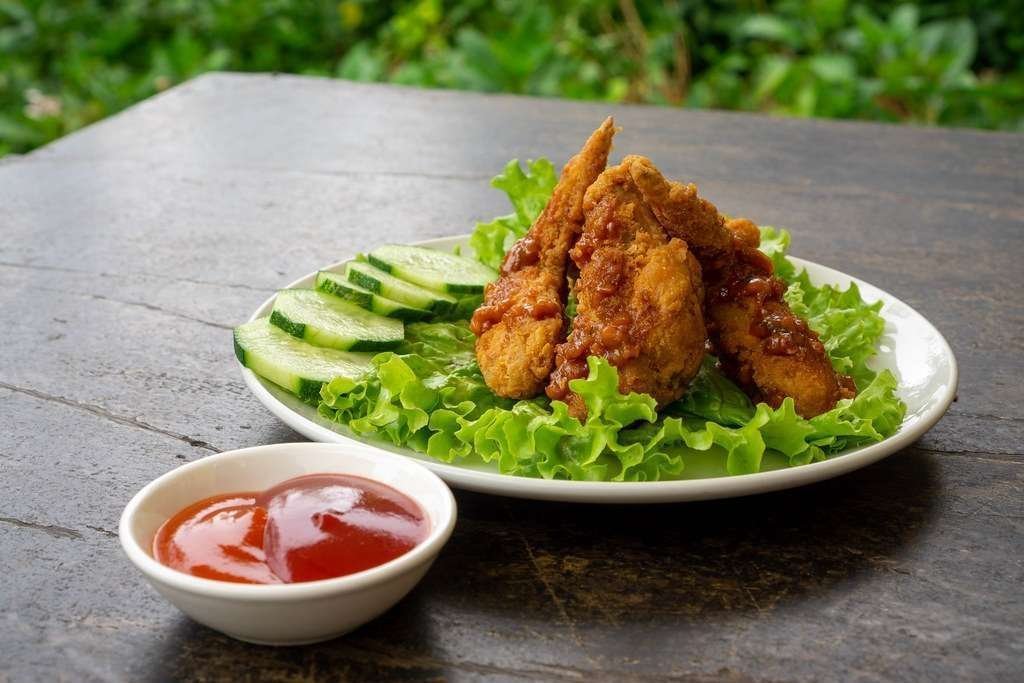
[{"xmin": 153, "ymin": 474, "xmax": 428, "ymax": 584}]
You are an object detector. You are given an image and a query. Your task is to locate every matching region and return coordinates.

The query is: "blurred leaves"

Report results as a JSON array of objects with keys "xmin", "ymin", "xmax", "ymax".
[{"xmin": 1, "ymin": 0, "xmax": 1021, "ymax": 157}]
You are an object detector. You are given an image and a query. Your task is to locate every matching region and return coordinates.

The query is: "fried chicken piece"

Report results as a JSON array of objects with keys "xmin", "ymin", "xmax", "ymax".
[
  {"xmin": 625, "ymin": 156, "xmax": 855, "ymax": 417},
  {"xmin": 711, "ymin": 219, "xmax": 856, "ymax": 416},
  {"xmin": 546, "ymin": 163, "xmax": 707, "ymax": 418},
  {"xmin": 470, "ymin": 118, "xmax": 616, "ymax": 399},
  {"xmin": 624, "ymin": 155, "xmax": 733, "ymax": 271}
]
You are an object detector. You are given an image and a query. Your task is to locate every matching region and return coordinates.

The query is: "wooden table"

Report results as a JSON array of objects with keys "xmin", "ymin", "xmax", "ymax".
[{"xmin": 2, "ymin": 73, "xmax": 1022, "ymax": 682}]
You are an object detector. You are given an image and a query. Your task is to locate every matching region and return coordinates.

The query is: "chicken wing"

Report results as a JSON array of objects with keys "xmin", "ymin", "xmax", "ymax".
[
  {"xmin": 470, "ymin": 117, "xmax": 616, "ymax": 398},
  {"xmin": 546, "ymin": 163, "xmax": 707, "ymax": 418},
  {"xmin": 625, "ymin": 156, "xmax": 855, "ymax": 417}
]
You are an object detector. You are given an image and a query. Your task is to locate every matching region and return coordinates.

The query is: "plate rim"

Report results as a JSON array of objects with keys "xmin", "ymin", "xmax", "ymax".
[{"xmin": 240, "ymin": 235, "xmax": 958, "ymax": 503}]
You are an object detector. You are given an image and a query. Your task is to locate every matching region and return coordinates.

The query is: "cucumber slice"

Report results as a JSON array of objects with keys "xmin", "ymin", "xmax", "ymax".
[
  {"xmin": 270, "ymin": 289, "xmax": 404, "ymax": 352},
  {"xmin": 346, "ymin": 261, "xmax": 457, "ymax": 314},
  {"xmin": 367, "ymin": 245, "xmax": 497, "ymax": 294},
  {"xmin": 316, "ymin": 270, "xmax": 431, "ymax": 321},
  {"xmin": 234, "ymin": 318, "xmax": 372, "ymax": 402}
]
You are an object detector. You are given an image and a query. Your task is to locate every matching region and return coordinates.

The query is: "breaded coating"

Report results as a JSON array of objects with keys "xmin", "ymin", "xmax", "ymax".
[
  {"xmin": 471, "ymin": 118, "xmax": 616, "ymax": 398},
  {"xmin": 710, "ymin": 218, "xmax": 854, "ymax": 416},
  {"xmin": 627, "ymin": 158, "xmax": 855, "ymax": 417},
  {"xmin": 624, "ymin": 155, "xmax": 733, "ymax": 271},
  {"xmin": 546, "ymin": 163, "xmax": 706, "ymax": 418},
  {"xmin": 709, "ymin": 220, "xmax": 855, "ymax": 417}
]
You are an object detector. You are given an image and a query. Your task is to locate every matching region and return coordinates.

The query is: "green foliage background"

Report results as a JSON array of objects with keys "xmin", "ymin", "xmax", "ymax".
[{"xmin": 2, "ymin": 0, "xmax": 1021, "ymax": 156}]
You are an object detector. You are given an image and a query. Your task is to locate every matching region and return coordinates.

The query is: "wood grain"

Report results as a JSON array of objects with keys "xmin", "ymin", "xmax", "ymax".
[{"xmin": 1, "ymin": 73, "xmax": 1022, "ymax": 682}]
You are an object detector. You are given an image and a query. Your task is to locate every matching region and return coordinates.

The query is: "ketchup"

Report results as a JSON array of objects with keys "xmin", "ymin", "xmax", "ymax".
[{"xmin": 153, "ymin": 474, "xmax": 428, "ymax": 584}]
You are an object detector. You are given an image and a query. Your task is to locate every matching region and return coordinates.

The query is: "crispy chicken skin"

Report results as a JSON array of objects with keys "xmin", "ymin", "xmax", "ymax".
[
  {"xmin": 471, "ymin": 121, "xmax": 852, "ymax": 417},
  {"xmin": 626, "ymin": 157, "xmax": 855, "ymax": 417},
  {"xmin": 546, "ymin": 163, "xmax": 707, "ymax": 418},
  {"xmin": 470, "ymin": 117, "xmax": 616, "ymax": 398},
  {"xmin": 711, "ymin": 219, "xmax": 856, "ymax": 416},
  {"xmin": 624, "ymin": 155, "xmax": 733, "ymax": 271}
]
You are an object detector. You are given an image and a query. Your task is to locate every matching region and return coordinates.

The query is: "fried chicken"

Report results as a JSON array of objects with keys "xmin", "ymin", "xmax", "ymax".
[
  {"xmin": 624, "ymin": 155, "xmax": 733, "ymax": 272},
  {"xmin": 625, "ymin": 156, "xmax": 855, "ymax": 417},
  {"xmin": 471, "ymin": 121, "xmax": 853, "ymax": 418},
  {"xmin": 470, "ymin": 118, "xmax": 616, "ymax": 398},
  {"xmin": 706, "ymin": 218, "xmax": 856, "ymax": 416},
  {"xmin": 545, "ymin": 162, "xmax": 707, "ymax": 418}
]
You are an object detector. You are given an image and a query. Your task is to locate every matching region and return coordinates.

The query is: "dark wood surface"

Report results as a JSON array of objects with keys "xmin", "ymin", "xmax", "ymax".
[{"xmin": 2, "ymin": 73, "xmax": 1022, "ymax": 682}]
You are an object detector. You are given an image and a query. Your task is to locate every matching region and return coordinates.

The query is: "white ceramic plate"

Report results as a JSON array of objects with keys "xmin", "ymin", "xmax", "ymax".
[{"xmin": 240, "ymin": 236, "xmax": 957, "ymax": 503}]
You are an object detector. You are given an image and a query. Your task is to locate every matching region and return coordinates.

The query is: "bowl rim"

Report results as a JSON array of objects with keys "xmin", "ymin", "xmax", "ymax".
[{"xmin": 119, "ymin": 442, "xmax": 457, "ymax": 601}]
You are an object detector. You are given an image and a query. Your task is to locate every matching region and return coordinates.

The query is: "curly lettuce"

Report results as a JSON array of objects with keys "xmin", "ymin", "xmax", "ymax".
[
  {"xmin": 317, "ymin": 159, "xmax": 906, "ymax": 481},
  {"xmin": 466, "ymin": 158, "xmax": 557, "ymax": 269},
  {"xmin": 319, "ymin": 325, "xmax": 678, "ymax": 481},
  {"xmin": 319, "ymin": 334, "xmax": 904, "ymax": 482}
]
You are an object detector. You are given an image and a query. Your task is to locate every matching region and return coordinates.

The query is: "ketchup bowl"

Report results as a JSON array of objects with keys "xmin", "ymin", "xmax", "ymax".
[{"xmin": 119, "ymin": 442, "xmax": 456, "ymax": 645}]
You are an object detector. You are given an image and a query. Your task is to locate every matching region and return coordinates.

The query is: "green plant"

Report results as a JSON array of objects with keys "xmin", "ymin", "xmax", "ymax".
[{"xmin": 1, "ymin": 0, "xmax": 1021, "ymax": 158}]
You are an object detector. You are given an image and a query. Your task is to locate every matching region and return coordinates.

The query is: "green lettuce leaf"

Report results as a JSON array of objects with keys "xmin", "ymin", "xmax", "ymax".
[
  {"xmin": 758, "ymin": 225, "xmax": 796, "ymax": 281},
  {"xmin": 669, "ymin": 356, "xmax": 755, "ymax": 427},
  {"xmin": 319, "ymin": 324, "xmax": 904, "ymax": 481},
  {"xmin": 467, "ymin": 158, "xmax": 557, "ymax": 269},
  {"xmin": 320, "ymin": 339, "xmax": 690, "ymax": 482}
]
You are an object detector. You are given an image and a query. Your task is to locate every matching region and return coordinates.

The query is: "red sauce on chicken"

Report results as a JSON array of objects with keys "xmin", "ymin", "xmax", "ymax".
[{"xmin": 153, "ymin": 473, "xmax": 428, "ymax": 584}]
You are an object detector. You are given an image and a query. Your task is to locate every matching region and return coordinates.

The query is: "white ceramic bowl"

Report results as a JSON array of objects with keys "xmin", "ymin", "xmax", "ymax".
[{"xmin": 119, "ymin": 442, "xmax": 457, "ymax": 645}]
